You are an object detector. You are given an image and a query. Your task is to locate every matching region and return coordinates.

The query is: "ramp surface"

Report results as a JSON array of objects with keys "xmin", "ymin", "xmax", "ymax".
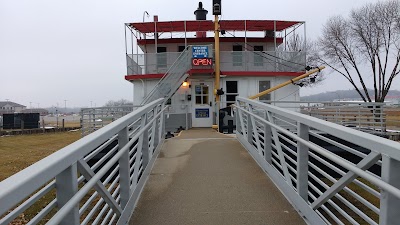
[{"xmin": 130, "ymin": 128, "xmax": 305, "ymax": 225}]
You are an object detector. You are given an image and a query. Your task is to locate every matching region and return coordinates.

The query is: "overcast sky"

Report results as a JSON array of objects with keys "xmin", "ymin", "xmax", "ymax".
[{"xmin": 1, "ymin": 0, "xmax": 395, "ymax": 108}]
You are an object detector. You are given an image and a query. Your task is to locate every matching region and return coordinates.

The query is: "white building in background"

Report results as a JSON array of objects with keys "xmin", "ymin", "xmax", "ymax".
[
  {"xmin": 0, "ymin": 101, "xmax": 26, "ymax": 115},
  {"xmin": 124, "ymin": 2, "xmax": 307, "ymax": 132}
]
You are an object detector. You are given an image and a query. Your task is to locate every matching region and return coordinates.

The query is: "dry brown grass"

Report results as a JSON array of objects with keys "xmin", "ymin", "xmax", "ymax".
[
  {"xmin": 0, "ymin": 132, "xmax": 81, "ymax": 181},
  {"xmin": 386, "ymin": 109, "xmax": 400, "ymax": 129}
]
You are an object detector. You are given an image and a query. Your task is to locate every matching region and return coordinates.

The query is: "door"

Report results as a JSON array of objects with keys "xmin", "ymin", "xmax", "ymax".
[{"xmin": 192, "ymin": 81, "xmax": 213, "ymax": 127}]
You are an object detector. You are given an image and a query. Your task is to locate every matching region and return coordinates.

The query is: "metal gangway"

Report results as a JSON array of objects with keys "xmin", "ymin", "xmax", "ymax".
[
  {"xmin": 1, "ymin": 98, "xmax": 400, "ymax": 225},
  {"xmin": 141, "ymin": 46, "xmax": 192, "ymax": 105}
]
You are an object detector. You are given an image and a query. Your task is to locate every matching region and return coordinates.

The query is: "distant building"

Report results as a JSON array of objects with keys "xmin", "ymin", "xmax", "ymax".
[
  {"xmin": 0, "ymin": 101, "xmax": 26, "ymax": 115},
  {"xmin": 22, "ymin": 108, "xmax": 49, "ymax": 116}
]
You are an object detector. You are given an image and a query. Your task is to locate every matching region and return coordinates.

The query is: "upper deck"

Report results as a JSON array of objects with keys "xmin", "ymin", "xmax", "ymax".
[{"xmin": 124, "ymin": 19, "xmax": 307, "ymax": 80}]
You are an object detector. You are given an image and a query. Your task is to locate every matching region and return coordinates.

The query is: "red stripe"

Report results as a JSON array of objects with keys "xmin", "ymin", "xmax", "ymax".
[
  {"xmin": 221, "ymin": 71, "xmax": 304, "ymax": 77},
  {"xmin": 125, "ymin": 74, "xmax": 164, "ymax": 80},
  {"xmin": 189, "ymin": 68, "xmax": 214, "ymax": 74},
  {"xmin": 125, "ymin": 70, "xmax": 303, "ymax": 81},
  {"xmin": 137, "ymin": 37, "xmax": 283, "ymax": 45}
]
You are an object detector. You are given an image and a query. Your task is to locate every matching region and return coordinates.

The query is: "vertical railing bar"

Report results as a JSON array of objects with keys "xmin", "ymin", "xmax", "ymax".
[
  {"xmin": 55, "ymin": 164, "xmax": 79, "ymax": 225},
  {"xmin": 266, "ymin": 111, "xmax": 293, "ymax": 188},
  {"xmin": 132, "ymin": 114, "xmax": 147, "ymax": 188},
  {"xmin": 379, "ymin": 155, "xmax": 400, "ymax": 225},
  {"xmin": 247, "ymin": 103, "xmax": 263, "ymax": 155},
  {"xmin": 118, "ymin": 126, "xmax": 130, "ymax": 208}
]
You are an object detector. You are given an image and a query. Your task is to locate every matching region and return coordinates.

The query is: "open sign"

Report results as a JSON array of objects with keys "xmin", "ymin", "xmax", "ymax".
[{"xmin": 192, "ymin": 58, "xmax": 213, "ymax": 66}]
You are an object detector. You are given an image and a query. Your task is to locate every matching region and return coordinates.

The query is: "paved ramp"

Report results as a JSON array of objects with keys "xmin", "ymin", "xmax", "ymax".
[{"xmin": 130, "ymin": 128, "xmax": 305, "ymax": 225}]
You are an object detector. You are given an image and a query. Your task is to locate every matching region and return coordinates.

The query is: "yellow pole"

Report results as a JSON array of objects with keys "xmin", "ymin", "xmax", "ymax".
[
  {"xmin": 212, "ymin": 15, "xmax": 221, "ymax": 130},
  {"xmin": 214, "ymin": 15, "xmax": 220, "ymax": 102},
  {"xmin": 248, "ymin": 66, "xmax": 325, "ymax": 100}
]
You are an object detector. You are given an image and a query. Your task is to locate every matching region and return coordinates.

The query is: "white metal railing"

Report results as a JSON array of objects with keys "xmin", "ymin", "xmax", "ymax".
[
  {"xmin": 235, "ymin": 97, "xmax": 400, "ymax": 225},
  {"xmin": 262, "ymin": 101, "xmax": 388, "ymax": 136},
  {"xmin": 126, "ymin": 50, "xmax": 306, "ymax": 75},
  {"xmin": 80, "ymin": 105, "xmax": 141, "ymax": 136},
  {"xmin": 141, "ymin": 46, "xmax": 192, "ymax": 105},
  {"xmin": 0, "ymin": 99, "xmax": 166, "ymax": 225}
]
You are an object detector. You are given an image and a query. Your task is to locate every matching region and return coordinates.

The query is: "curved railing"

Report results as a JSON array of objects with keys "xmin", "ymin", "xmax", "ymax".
[{"xmin": 0, "ymin": 99, "xmax": 166, "ymax": 225}]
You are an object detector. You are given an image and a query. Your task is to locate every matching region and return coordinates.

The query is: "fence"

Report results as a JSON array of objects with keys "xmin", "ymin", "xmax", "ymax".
[
  {"xmin": 262, "ymin": 101, "xmax": 388, "ymax": 136},
  {"xmin": 0, "ymin": 99, "xmax": 166, "ymax": 225},
  {"xmin": 235, "ymin": 97, "xmax": 400, "ymax": 225},
  {"xmin": 81, "ymin": 106, "xmax": 139, "ymax": 136}
]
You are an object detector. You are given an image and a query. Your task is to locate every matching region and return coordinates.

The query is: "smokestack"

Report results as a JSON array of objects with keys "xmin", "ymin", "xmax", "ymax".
[{"xmin": 194, "ymin": 2, "xmax": 208, "ymax": 38}]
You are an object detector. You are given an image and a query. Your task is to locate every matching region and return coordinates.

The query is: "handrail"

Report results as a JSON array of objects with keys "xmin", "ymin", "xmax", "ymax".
[
  {"xmin": 141, "ymin": 46, "xmax": 192, "ymax": 105},
  {"xmin": 235, "ymin": 97, "xmax": 400, "ymax": 224},
  {"xmin": 0, "ymin": 98, "xmax": 166, "ymax": 225}
]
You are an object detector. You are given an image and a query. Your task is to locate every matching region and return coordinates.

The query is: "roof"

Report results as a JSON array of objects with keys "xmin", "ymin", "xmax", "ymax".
[
  {"xmin": 129, "ymin": 20, "xmax": 301, "ymax": 34},
  {"xmin": 22, "ymin": 108, "xmax": 49, "ymax": 113},
  {"xmin": 0, "ymin": 101, "xmax": 26, "ymax": 107}
]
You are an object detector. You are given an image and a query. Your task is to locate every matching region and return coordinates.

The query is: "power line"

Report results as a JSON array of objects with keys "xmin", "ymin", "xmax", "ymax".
[{"xmin": 276, "ymin": 89, "xmax": 300, "ymax": 101}]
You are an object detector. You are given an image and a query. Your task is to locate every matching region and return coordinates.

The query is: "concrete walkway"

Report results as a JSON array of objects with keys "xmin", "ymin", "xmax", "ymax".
[{"xmin": 130, "ymin": 128, "xmax": 305, "ymax": 225}]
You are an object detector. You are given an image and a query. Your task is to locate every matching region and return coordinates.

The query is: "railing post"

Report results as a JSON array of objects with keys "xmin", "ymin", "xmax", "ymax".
[
  {"xmin": 153, "ymin": 105, "xmax": 161, "ymax": 148},
  {"xmin": 133, "ymin": 114, "xmax": 148, "ymax": 186},
  {"xmin": 297, "ymin": 122, "xmax": 309, "ymax": 201},
  {"xmin": 118, "ymin": 126, "xmax": 130, "ymax": 208},
  {"xmin": 141, "ymin": 114, "xmax": 150, "ymax": 169},
  {"xmin": 149, "ymin": 107, "xmax": 158, "ymax": 156},
  {"xmin": 379, "ymin": 155, "xmax": 400, "ymax": 225},
  {"xmin": 159, "ymin": 104, "xmax": 165, "ymax": 142},
  {"xmin": 56, "ymin": 164, "xmax": 79, "ymax": 225},
  {"xmin": 246, "ymin": 106, "xmax": 253, "ymax": 144},
  {"xmin": 263, "ymin": 111, "xmax": 272, "ymax": 164}
]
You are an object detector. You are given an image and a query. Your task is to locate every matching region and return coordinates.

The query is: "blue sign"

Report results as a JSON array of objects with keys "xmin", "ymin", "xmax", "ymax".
[
  {"xmin": 192, "ymin": 46, "xmax": 209, "ymax": 58},
  {"xmin": 195, "ymin": 108, "xmax": 209, "ymax": 118}
]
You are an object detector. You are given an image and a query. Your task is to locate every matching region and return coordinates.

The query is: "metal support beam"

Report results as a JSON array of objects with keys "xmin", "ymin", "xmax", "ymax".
[
  {"xmin": 266, "ymin": 111, "xmax": 293, "ymax": 188},
  {"xmin": 380, "ymin": 155, "xmax": 400, "ymax": 225},
  {"xmin": 118, "ymin": 127, "xmax": 130, "ymax": 208},
  {"xmin": 263, "ymin": 111, "xmax": 272, "ymax": 164},
  {"xmin": 311, "ymin": 152, "xmax": 381, "ymax": 210},
  {"xmin": 248, "ymin": 67, "xmax": 325, "ymax": 100},
  {"xmin": 55, "ymin": 164, "xmax": 79, "ymax": 225},
  {"xmin": 77, "ymin": 160, "xmax": 122, "ymax": 216},
  {"xmin": 297, "ymin": 123, "xmax": 309, "ymax": 200}
]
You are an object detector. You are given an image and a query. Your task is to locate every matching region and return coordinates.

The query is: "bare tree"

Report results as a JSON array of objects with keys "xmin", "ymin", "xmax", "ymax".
[
  {"xmin": 318, "ymin": 0, "xmax": 400, "ymax": 102},
  {"xmin": 282, "ymin": 34, "xmax": 325, "ymax": 86},
  {"xmin": 103, "ymin": 99, "xmax": 133, "ymax": 107}
]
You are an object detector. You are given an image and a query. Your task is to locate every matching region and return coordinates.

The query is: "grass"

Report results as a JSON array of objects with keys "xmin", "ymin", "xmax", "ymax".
[
  {"xmin": 386, "ymin": 109, "xmax": 400, "ymax": 129},
  {"xmin": 0, "ymin": 131, "xmax": 81, "ymax": 181},
  {"xmin": 0, "ymin": 131, "xmax": 81, "ymax": 224}
]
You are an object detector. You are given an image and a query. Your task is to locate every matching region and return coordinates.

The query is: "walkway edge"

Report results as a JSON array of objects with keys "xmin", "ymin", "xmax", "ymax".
[{"xmin": 117, "ymin": 139, "xmax": 166, "ymax": 225}]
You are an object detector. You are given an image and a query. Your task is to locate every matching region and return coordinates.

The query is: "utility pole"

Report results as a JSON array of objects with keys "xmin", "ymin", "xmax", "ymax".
[
  {"xmin": 212, "ymin": 0, "xmax": 222, "ymax": 131},
  {"xmin": 64, "ymin": 100, "xmax": 67, "ymax": 113}
]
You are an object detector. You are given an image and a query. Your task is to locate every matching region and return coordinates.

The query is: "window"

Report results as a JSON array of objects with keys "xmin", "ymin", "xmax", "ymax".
[
  {"xmin": 157, "ymin": 47, "xmax": 167, "ymax": 69},
  {"xmin": 194, "ymin": 84, "xmax": 209, "ymax": 105},
  {"xmin": 232, "ymin": 45, "xmax": 243, "ymax": 66},
  {"xmin": 226, "ymin": 81, "xmax": 238, "ymax": 107},
  {"xmin": 178, "ymin": 46, "xmax": 186, "ymax": 52},
  {"xmin": 254, "ymin": 46, "xmax": 264, "ymax": 66},
  {"xmin": 258, "ymin": 80, "xmax": 271, "ymax": 102}
]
